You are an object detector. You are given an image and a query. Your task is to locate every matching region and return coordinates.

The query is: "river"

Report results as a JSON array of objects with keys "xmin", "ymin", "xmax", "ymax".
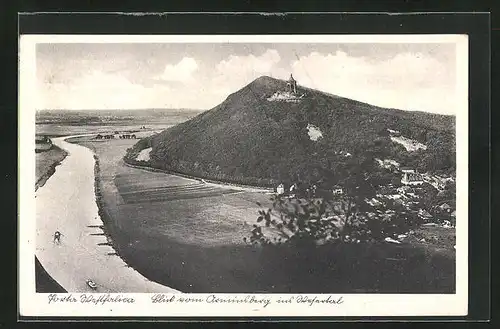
[{"xmin": 35, "ymin": 135, "xmax": 180, "ymax": 293}]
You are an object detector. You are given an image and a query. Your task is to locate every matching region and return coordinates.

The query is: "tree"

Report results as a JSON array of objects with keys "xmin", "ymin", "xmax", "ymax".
[
  {"xmin": 248, "ymin": 154, "xmax": 420, "ymax": 247},
  {"xmin": 420, "ymin": 183, "xmax": 439, "ymax": 210}
]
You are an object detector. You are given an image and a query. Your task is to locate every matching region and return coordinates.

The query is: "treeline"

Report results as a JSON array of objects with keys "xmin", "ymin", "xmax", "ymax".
[{"xmin": 123, "ymin": 136, "xmax": 152, "ymax": 166}]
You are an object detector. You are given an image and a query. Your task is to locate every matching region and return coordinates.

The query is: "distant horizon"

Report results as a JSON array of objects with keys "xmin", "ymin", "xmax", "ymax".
[
  {"xmin": 36, "ymin": 77, "xmax": 456, "ymax": 117},
  {"xmin": 37, "ymin": 42, "xmax": 460, "ymax": 115},
  {"xmin": 35, "ymin": 75, "xmax": 455, "ymax": 116},
  {"xmin": 36, "ymin": 107, "xmax": 455, "ymax": 117},
  {"xmin": 36, "ymin": 108, "xmax": 205, "ymax": 112}
]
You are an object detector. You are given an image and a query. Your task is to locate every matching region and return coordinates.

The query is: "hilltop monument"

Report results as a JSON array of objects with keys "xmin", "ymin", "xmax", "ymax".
[
  {"xmin": 266, "ymin": 74, "xmax": 304, "ymax": 103},
  {"xmin": 147, "ymin": 75, "xmax": 455, "ymax": 192},
  {"xmin": 287, "ymin": 74, "xmax": 297, "ymax": 94}
]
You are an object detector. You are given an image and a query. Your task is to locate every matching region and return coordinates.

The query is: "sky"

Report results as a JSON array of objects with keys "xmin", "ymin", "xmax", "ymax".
[{"xmin": 36, "ymin": 42, "xmax": 458, "ymax": 114}]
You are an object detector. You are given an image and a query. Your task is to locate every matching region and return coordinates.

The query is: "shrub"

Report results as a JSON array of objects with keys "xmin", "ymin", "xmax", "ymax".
[{"xmin": 248, "ymin": 162, "xmax": 424, "ymax": 248}]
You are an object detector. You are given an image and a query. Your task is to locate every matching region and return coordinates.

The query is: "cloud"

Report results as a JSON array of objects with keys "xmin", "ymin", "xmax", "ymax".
[
  {"xmin": 290, "ymin": 51, "xmax": 455, "ymax": 114},
  {"xmin": 36, "ymin": 45, "xmax": 457, "ymax": 113},
  {"xmin": 39, "ymin": 70, "xmax": 173, "ymax": 109},
  {"xmin": 158, "ymin": 57, "xmax": 199, "ymax": 82},
  {"xmin": 212, "ymin": 49, "xmax": 282, "ymax": 92},
  {"xmin": 216, "ymin": 49, "xmax": 281, "ymax": 74}
]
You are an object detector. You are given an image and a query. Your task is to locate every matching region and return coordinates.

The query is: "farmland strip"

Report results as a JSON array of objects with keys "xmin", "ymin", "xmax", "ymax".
[{"xmin": 123, "ymin": 190, "xmax": 241, "ymax": 204}]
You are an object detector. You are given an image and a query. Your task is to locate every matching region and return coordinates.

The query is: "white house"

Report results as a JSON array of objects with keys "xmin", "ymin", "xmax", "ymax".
[
  {"xmin": 332, "ymin": 185, "xmax": 344, "ymax": 195},
  {"xmin": 401, "ymin": 170, "xmax": 424, "ymax": 186},
  {"xmin": 276, "ymin": 183, "xmax": 285, "ymax": 195}
]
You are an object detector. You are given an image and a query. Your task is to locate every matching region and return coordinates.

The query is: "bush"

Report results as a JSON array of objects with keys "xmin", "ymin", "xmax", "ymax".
[{"xmin": 248, "ymin": 180, "xmax": 423, "ymax": 248}]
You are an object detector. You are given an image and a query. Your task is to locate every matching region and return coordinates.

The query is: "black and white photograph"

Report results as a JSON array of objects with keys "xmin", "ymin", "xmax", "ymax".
[{"xmin": 19, "ymin": 34, "xmax": 469, "ymax": 317}]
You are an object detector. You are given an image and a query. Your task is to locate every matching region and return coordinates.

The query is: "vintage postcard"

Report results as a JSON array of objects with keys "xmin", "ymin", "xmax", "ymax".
[{"xmin": 19, "ymin": 34, "xmax": 468, "ymax": 318}]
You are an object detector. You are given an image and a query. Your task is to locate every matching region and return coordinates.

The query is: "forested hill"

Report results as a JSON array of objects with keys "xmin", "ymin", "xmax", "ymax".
[{"xmin": 144, "ymin": 76, "xmax": 455, "ymax": 187}]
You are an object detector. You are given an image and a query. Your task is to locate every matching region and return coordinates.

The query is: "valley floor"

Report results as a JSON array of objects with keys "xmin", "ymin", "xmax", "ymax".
[{"xmin": 69, "ymin": 135, "xmax": 456, "ymax": 293}]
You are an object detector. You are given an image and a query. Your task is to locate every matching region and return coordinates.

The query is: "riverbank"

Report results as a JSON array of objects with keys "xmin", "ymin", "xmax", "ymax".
[
  {"xmin": 92, "ymin": 153, "xmax": 128, "ymax": 267},
  {"xmin": 35, "ymin": 146, "xmax": 68, "ymax": 192}
]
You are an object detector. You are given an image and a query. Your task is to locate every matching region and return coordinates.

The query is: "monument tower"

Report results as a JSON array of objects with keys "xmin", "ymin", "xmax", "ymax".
[{"xmin": 287, "ymin": 74, "xmax": 297, "ymax": 94}]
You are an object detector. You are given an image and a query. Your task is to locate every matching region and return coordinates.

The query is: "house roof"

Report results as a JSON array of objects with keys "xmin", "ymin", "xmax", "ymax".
[{"xmin": 405, "ymin": 173, "xmax": 423, "ymax": 181}]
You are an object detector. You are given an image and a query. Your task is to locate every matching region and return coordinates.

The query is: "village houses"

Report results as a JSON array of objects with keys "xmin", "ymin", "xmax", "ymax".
[{"xmin": 401, "ymin": 167, "xmax": 424, "ymax": 186}]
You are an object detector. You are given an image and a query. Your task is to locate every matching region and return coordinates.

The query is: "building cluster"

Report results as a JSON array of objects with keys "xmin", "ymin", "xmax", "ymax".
[
  {"xmin": 95, "ymin": 133, "xmax": 137, "ymax": 140},
  {"xmin": 275, "ymin": 182, "xmax": 343, "ymax": 198},
  {"xmin": 95, "ymin": 134, "xmax": 116, "ymax": 139},
  {"xmin": 422, "ymin": 173, "xmax": 454, "ymax": 192},
  {"xmin": 375, "ymin": 158, "xmax": 454, "ymax": 191},
  {"xmin": 374, "ymin": 168, "xmax": 454, "ymax": 226},
  {"xmin": 274, "ymin": 162, "xmax": 455, "ymax": 228}
]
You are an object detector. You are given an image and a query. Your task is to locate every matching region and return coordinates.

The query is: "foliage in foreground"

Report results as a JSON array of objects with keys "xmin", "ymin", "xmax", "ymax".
[
  {"xmin": 248, "ymin": 193, "xmax": 420, "ymax": 248},
  {"xmin": 247, "ymin": 157, "xmax": 423, "ymax": 247}
]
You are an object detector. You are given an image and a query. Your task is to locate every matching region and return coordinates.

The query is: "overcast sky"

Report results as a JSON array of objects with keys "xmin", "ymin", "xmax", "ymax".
[{"xmin": 36, "ymin": 42, "xmax": 458, "ymax": 114}]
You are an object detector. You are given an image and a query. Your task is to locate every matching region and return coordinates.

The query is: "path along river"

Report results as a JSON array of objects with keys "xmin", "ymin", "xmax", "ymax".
[{"xmin": 35, "ymin": 135, "xmax": 180, "ymax": 293}]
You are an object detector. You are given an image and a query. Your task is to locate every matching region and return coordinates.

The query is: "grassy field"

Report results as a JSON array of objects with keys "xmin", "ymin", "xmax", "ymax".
[
  {"xmin": 72, "ymin": 134, "xmax": 275, "ymax": 247},
  {"xmin": 69, "ymin": 135, "xmax": 455, "ymax": 293}
]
